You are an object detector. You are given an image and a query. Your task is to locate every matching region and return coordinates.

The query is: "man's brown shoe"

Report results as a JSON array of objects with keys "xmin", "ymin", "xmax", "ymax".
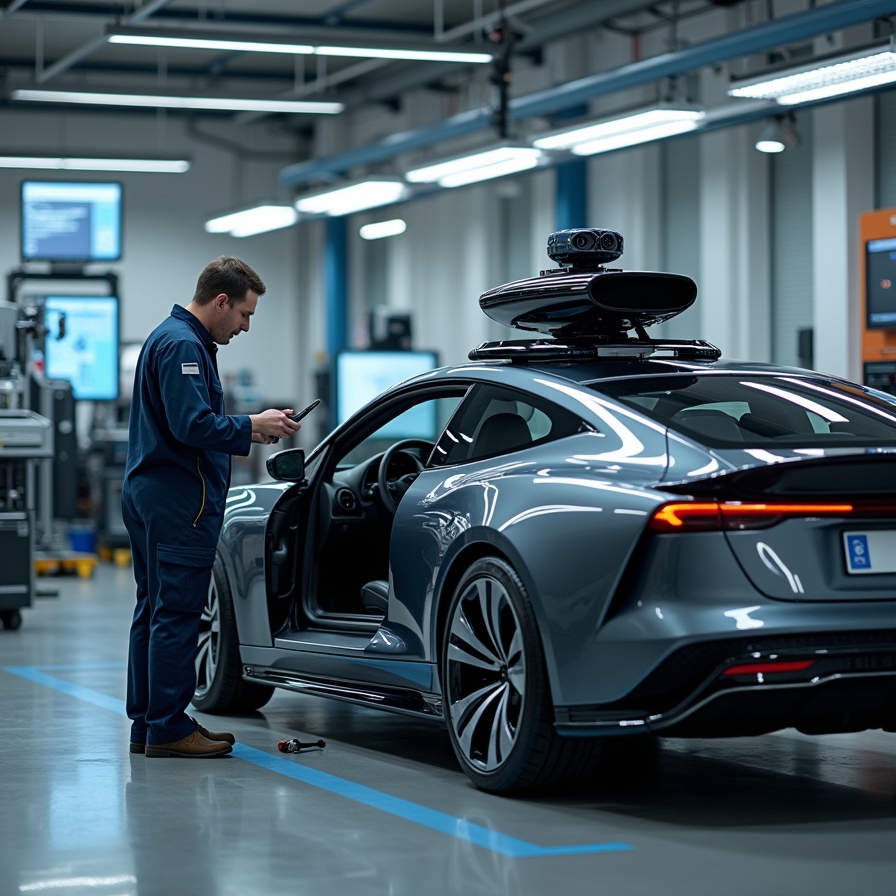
[
  {"xmin": 145, "ymin": 730, "xmax": 232, "ymax": 758},
  {"xmin": 189, "ymin": 716, "xmax": 236, "ymax": 745}
]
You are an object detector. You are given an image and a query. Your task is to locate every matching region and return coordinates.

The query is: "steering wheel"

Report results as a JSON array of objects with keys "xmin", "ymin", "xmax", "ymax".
[{"xmin": 377, "ymin": 439, "xmax": 434, "ymax": 515}]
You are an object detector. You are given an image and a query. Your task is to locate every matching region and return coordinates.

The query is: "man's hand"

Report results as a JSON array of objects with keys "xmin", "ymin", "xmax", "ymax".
[{"xmin": 250, "ymin": 409, "xmax": 301, "ymax": 444}]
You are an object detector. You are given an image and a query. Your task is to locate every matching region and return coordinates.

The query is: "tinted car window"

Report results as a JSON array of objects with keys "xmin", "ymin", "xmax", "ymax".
[
  {"xmin": 429, "ymin": 385, "xmax": 585, "ymax": 467},
  {"xmin": 338, "ymin": 395, "xmax": 464, "ymax": 466},
  {"xmin": 591, "ymin": 375, "xmax": 896, "ymax": 448}
]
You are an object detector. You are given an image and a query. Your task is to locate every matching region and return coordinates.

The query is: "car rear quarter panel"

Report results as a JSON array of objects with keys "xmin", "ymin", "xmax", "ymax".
[{"xmin": 390, "ymin": 431, "xmax": 670, "ymax": 706}]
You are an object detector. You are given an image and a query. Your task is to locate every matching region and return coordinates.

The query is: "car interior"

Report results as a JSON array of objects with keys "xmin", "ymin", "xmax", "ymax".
[{"xmin": 264, "ymin": 382, "xmax": 587, "ymax": 636}]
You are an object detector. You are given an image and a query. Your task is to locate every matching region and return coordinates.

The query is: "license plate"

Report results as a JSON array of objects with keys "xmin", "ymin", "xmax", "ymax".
[{"xmin": 843, "ymin": 531, "xmax": 896, "ymax": 575}]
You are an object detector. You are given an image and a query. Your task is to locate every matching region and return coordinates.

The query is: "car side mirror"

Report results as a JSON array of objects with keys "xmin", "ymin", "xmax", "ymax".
[{"xmin": 266, "ymin": 448, "xmax": 306, "ymax": 483}]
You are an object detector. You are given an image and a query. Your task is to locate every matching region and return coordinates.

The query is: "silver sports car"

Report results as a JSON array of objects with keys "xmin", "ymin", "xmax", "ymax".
[{"xmin": 194, "ymin": 228, "xmax": 896, "ymax": 793}]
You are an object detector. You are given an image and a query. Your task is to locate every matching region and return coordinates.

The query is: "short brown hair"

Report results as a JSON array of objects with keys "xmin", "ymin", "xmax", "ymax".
[{"xmin": 192, "ymin": 256, "xmax": 266, "ymax": 306}]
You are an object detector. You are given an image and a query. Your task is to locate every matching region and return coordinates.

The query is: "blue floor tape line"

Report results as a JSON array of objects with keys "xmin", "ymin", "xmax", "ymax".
[
  {"xmin": 6, "ymin": 665, "xmax": 128, "ymax": 716},
  {"xmin": 4, "ymin": 664, "xmax": 633, "ymax": 859},
  {"xmin": 231, "ymin": 743, "xmax": 632, "ymax": 859}
]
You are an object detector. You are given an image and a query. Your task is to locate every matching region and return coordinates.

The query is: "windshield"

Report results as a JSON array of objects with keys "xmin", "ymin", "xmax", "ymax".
[{"xmin": 589, "ymin": 374, "xmax": 896, "ymax": 448}]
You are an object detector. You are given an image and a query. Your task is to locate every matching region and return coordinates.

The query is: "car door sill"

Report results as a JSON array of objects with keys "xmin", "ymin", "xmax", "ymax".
[{"xmin": 274, "ymin": 630, "xmax": 372, "ymax": 654}]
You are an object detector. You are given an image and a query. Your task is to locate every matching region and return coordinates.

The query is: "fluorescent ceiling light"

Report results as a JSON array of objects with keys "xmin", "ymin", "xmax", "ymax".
[
  {"xmin": 359, "ymin": 219, "xmax": 406, "ymax": 240},
  {"xmin": 728, "ymin": 46, "xmax": 896, "ymax": 106},
  {"xmin": 406, "ymin": 147, "xmax": 543, "ymax": 187},
  {"xmin": 314, "ymin": 46, "xmax": 491, "ymax": 63},
  {"xmin": 533, "ymin": 108, "xmax": 705, "ymax": 155},
  {"xmin": 108, "ymin": 33, "xmax": 491, "ymax": 63},
  {"xmin": 109, "ymin": 34, "xmax": 314, "ymax": 54},
  {"xmin": 0, "ymin": 155, "xmax": 189, "ymax": 172},
  {"xmin": 295, "ymin": 180, "xmax": 408, "ymax": 216},
  {"xmin": 205, "ymin": 204, "xmax": 298, "ymax": 237},
  {"xmin": 12, "ymin": 89, "xmax": 343, "ymax": 114}
]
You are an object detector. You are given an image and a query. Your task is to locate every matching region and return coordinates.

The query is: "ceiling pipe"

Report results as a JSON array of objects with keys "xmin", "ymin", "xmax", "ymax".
[{"xmin": 281, "ymin": 0, "xmax": 896, "ymax": 187}]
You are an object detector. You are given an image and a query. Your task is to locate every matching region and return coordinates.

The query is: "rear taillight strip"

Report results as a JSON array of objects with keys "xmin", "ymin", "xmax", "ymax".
[{"xmin": 649, "ymin": 500, "xmax": 854, "ymax": 532}]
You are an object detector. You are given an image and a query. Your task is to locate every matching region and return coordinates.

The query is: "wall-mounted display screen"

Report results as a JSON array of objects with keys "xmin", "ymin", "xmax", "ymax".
[
  {"xmin": 866, "ymin": 237, "xmax": 896, "ymax": 329},
  {"xmin": 22, "ymin": 181, "xmax": 122, "ymax": 262},
  {"xmin": 44, "ymin": 296, "xmax": 119, "ymax": 401},
  {"xmin": 336, "ymin": 350, "xmax": 439, "ymax": 438}
]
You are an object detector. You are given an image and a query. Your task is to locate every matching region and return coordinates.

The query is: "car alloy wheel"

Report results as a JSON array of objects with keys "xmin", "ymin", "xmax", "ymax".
[
  {"xmin": 194, "ymin": 575, "xmax": 220, "ymax": 698},
  {"xmin": 446, "ymin": 571, "xmax": 526, "ymax": 772}
]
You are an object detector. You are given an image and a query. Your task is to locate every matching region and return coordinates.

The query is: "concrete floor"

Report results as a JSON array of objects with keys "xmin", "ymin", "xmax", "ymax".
[{"xmin": 2, "ymin": 565, "xmax": 895, "ymax": 896}]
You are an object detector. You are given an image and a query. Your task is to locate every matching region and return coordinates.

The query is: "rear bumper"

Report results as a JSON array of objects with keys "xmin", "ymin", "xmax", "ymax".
[{"xmin": 555, "ymin": 634, "xmax": 896, "ymax": 737}]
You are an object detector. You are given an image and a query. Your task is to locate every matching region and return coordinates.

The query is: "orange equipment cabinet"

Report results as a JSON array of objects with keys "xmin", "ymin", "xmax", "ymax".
[{"xmin": 860, "ymin": 209, "xmax": 896, "ymax": 396}]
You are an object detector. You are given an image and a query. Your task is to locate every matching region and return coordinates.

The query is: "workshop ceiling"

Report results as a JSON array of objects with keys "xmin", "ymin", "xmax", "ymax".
[{"xmin": 0, "ymin": 0, "xmax": 674, "ymax": 120}]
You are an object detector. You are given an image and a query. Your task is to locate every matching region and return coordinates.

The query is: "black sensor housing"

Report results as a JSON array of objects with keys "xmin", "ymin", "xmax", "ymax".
[
  {"xmin": 479, "ymin": 228, "xmax": 697, "ymax": 338},
  {"xmin": 547, "ymin": 228, "xmax": 624, "ymax": 267}
]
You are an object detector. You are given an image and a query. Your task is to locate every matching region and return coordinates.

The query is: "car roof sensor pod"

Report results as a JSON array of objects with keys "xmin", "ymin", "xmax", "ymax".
[{"xmin": 472, "ymin": 229, "xmax": 717, "ymax": 362}]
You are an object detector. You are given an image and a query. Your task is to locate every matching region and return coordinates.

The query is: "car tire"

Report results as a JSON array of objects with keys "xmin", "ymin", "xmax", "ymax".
[
  {"xmin": 192, "ymin": 556, "xmax": 274, "ymax": 714},
  {"xmin": 442, "ymin": 557, "xmax": 596, "ymax": 793}
]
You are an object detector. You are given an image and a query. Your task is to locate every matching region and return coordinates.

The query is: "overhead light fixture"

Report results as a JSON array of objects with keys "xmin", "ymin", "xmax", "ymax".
[
  {"xmin": 108, "ymin": 32, "xmax": 491, "ymax": 64},
  {"xmin": 0, "ymin": 154, "xmax": 189, "ymax": 172},
  {"xmin": 314, "ymin": 46, "xmax": 491, "ymax": 63},
  {"xmin": 359, "ymin": 219, "xmax": 406, "ymax": 240},
  {"xmin": 12, "ymin": 89, "xmax": 343, "ymax": 114},
  {"xmin": 205, "ymin": 204, "xmax": 299, "ymax": 237},
  {"xmin": 533, "ymin": 107, "xmax": 705, "ymax": 155},
  {"xmin": 729, "ymin": 44, "xmax": 896, "ymax": 106},
  {"xmin": 405, "ymin": 146, "xmax": 544, "ymax": 188},
  {"xmin": 109, "ymin": 34, "xmax": 315, "ymax": 54},
  {"xmin": 295, "ymin": 179, "xmax": 409, "ymax": 217},
  {"xmin": 755, "ymin": 116, "xmax": 799, "ymax": 153}
]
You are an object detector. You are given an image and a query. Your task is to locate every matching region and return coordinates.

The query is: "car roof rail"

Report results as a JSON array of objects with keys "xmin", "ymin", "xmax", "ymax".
[{"xmin": 468, "ymin": 338, "xmax": 722, "ymax": 363}]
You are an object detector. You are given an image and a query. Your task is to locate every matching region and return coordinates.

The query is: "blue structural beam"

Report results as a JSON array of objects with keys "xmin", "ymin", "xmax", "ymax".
[
  {"xmin": 325, "ymin": 215, "xmax": 348, "ymax": 362},
  {"xmin": 555, "ymin": 159, "xmax": 588, "ymax": 231},
  {"xmin": 280, "ymin": 0, "xmax": 896, "ymax": 187}
]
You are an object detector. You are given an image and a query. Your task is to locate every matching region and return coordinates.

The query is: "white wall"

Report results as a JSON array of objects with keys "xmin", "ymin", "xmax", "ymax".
[
  {"xmin": 0, "ymin": 109, "xmax": 305, "ymax": 403},
  {"xmin": 812, "ymin": 98, "xmax": 875, "ymax": 382}
]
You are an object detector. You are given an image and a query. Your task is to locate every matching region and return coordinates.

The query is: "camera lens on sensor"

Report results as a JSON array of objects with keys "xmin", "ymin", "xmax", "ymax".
[
  {"xmin": 572, "ymin": 232, "xmax": 594, "ymax": 249},
  {"xmin": 599, "ymin": 233, "xmax": 617, "ymax": 251}
]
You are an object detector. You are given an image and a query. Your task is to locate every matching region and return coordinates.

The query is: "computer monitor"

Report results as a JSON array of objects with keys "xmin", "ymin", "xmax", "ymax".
[
  {"xmin": 866, "ymin": 237, "xmax": 896, "ymax": 329},
  {"xmin": 22, "ymin": 181, "xmax": 123, "ymax": 262},
  {"xmin": 43, "ymin": 296, "xmax": 120, "ymax": 401},
  {"xmin": 336, "ymin": 350, "xmax": 439, "ymax": 438}
]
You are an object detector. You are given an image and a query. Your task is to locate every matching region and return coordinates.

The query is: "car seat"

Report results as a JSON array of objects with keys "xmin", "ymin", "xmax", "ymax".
[
  {"xmin": 470, "ymin": 412, "xmax": 532, "ymax": 458},
  {"xmin": 673, "ymin": 408, "xmax": 744, "ymax": 442}
]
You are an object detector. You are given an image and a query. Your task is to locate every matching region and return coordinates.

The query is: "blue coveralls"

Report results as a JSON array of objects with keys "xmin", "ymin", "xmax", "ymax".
[{"xmin": 122, "ymin": 304, "xmax": 252, "ymax": 746}]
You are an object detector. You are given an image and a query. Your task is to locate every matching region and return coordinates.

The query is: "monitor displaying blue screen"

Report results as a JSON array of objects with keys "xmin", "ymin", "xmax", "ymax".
[
  {"xmin": 44, "ymin": 296, "xmax": 120, "ymax": 400},
  {"xmin": 867, "ymin": 237, "xmax": 896, "ymax": 329},
  {"xmin": 336, "ymin": 350, "xmax": 439, "ymax": 438},
  {"xmin": 22, "ymin": 181, "xmax": 122, "ymax": 262}
]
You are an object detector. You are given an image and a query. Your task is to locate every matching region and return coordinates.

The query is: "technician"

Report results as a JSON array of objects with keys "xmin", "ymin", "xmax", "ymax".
[{"xmin": 122, "ymin": 257, "xmax": 300, "ymax": 758}]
